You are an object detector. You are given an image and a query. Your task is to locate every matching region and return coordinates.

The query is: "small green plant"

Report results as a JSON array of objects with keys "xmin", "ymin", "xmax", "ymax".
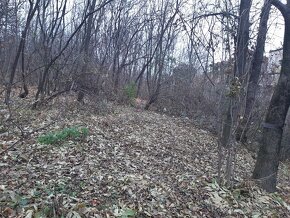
[
  {"xmin": 119, "ymin": 208, "xmax": 136, "ymax": 218},
  {"xmin": 124, "ymin": 83, "xmax": 137, "ymax": 103},
  {"xmin": 38, "ymin": 127, "xmax": 88, "ymax": 145},
  {"xmin": 113, "ymin": 206, "xmax": 136, "ymax": 218}
]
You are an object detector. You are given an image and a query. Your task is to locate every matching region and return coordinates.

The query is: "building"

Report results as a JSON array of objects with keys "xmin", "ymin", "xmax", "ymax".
[{"xmin": 263, "ymin": 48, "xmax": 283, "ymax": 86}]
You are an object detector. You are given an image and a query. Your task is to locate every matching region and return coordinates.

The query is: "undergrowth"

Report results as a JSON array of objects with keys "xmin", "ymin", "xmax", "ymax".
[
  {"xmin": 124, "ymin": 83, "xmax": 137, "ymax": 104},
  {"xmin": 38, "ymin": 127, "xmax": 89, "ymax": 145}
]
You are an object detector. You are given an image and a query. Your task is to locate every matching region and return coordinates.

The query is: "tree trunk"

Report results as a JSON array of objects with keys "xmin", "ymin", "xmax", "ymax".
[
  {"xmin": 235, "ymin": 0, "xmax": 251, "ymax": 79},
  {"xmin": 19, "ymin": 46, "xmax": 29, "ymax": 98},
  {"xmin": 221, "ymin": 0, "xmax": 252, "ymax": 147},
  {"xmin": 4, "ymin": 0, "xmax": 39, "ymax": 104},
  {"xmin": 77, "ymin": 0, "xmax": 97, "ymax": 102},
  {"xmin": 236, "ymin": 0, "xmax": 272, "ymax": 143},
  {"xmin": 253, "ymin": 0, "xmax": 290, "ymax": 192},
  {"xmin": 219, "ymin": 0, "xmax": 252, "ymax": 187}
]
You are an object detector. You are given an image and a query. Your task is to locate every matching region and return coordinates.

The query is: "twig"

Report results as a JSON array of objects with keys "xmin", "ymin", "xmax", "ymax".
[
  {"xmin": 32, "ymin": 89, "xmax": 71, "ymax": 109},
  {"xmin": 0, "ymin": 121, "xmax": 55, "ymax": 155}
]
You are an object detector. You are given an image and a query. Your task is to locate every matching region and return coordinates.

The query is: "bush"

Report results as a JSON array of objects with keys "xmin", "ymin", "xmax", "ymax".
[
  {"xmin": 124, "ymin": 83, "xmax": 137, "ymax": 103},
  {"xmin": 38, "ymin": 127, "xmax": 88, "ymax": 145}
]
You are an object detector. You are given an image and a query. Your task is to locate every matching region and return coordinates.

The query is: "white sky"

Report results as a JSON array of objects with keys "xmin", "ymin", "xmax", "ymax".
[
  {"xmin": 29, "ymin": 0, "xmax": 286, "ymax": 64},
  {"xmin": 175, "ymin": 0, "xmax": 286, "ymax": 64},
  {"xmin": 265, "ymin": 7, "xmax": 284, "ymax": 53}
]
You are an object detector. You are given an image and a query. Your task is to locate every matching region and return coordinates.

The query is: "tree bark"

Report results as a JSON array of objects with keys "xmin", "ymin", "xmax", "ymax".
[
  {"xmin": 221, "ymin": 0, "xmax": 252, "ymax": 147},
  {"xmin": 236, "ymin": 0, "xmax": 272, "ymax": 143},
  {"xmin": 19, "ymin": 46, "xmax": 29, "ymax": 98},
  {"xmin": 235, "ymin": 0, "xmax": 251, "ymax": 79},
  {"xmin": 253, "ymin": 0, "xmax": 290, "ymax": 192},
  {"xmin": 77, "ymin": 0, "xmax": 97, "ymax": 102},
  {"xmin": 4, "ymin": 0, "xmax": 40, "ymax": 104}
]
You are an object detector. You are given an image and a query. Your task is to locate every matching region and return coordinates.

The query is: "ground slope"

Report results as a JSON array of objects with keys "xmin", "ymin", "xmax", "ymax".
[{"xmin": 0, "ymin": 97, "xmax": 290, "ymax": 217}]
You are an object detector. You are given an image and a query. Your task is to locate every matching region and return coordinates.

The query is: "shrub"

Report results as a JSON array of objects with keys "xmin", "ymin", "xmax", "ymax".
[
  {"xmin": 124, "ymin": 83, "xmax": 137, "ymax": 103},
  {"xmin": 38, "ymin": 127, "xmax": 88, "ymax": 145}
]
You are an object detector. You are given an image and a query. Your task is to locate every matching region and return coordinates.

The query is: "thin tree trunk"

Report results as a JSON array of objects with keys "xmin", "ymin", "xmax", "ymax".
[
  {"xmin": 4, "ymin": 0, "xmax": 39, "ymax": 104},
  {"xmin": 220, "ymin": 0, "xmax": 252, "ymax": 186},
  {"xmin": 221, "ymin": 0, "xmax": 252, "ymax": 147},
  {"xmin": 236, "ymin": 0, "xmax": 272, "ymax": 143},
  {"xmin": 19, "ymin": 46, "xmax": 29, "ymax": 98},
  {"xmin": 77, "ymin": 0, "xmax": 97, "ymax": 102}
]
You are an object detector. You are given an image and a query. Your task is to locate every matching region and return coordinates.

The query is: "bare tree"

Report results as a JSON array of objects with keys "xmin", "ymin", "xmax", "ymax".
[
  {"xmin": 221, "ymin": 0, "xmax": 252, "ymax": 147},
  {"xmin": 253, "ymin": 0, "xmax": 290, "ymax": 192},
  {"xmin": 218, "ymin": 0, "xmax": 252, "ymax": 186},
  {"xmin": 76, "ymin": 0, "xmax": 98, "ymax": 102},
  {"xmin": 33, "ymin": 0, "xmax": 115, "ymax": 103},
  {"xmin": 143, "ymin": 0, "xmax": 180, "ymax": 109},
  {"xmin": 236, "ymin": 0, "xmax": 272, "ymax": 144},
  {"xmin": 4, "ymin": 0, "xmax": 40, "ymax": 104}
]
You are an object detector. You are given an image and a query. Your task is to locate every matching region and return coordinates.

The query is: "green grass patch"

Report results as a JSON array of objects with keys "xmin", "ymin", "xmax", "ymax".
[{"xmin": 38, "ymin": 126, "xmax": 89, "ymax": 145}]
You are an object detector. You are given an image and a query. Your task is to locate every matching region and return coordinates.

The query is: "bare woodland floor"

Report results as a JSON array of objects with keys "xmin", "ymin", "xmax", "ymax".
[{"xmin": 1, "ymin": 94, "xmax": 290, "ymax": 217}]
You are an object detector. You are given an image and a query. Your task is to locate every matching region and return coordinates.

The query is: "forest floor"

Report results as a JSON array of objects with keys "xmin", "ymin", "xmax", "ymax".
[{"xmin": 1, "ymin": 94, "xmax": 290, "ymax": 217}]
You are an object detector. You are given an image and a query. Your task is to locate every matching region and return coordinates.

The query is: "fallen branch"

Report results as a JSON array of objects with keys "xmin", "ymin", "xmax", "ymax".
[{"xmin": 32, "ymin": 89, "xmax": 70, "ymax": 109}]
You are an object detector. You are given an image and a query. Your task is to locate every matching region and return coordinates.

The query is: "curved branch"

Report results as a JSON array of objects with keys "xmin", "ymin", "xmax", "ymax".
[{"xmin": 271, "ymin": 0, "xmax": 289, "ymax": 18}]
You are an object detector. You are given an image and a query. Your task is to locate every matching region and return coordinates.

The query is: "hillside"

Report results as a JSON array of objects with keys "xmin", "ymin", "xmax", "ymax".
[{"xmin": 1, "ymin": 96, "xmax": 290, "ymax": 217}]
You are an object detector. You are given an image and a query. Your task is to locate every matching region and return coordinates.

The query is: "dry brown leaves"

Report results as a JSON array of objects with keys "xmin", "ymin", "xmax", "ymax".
[{"xmin": 0, "ymin": 95, "xmax": 290, "ymax": 217}]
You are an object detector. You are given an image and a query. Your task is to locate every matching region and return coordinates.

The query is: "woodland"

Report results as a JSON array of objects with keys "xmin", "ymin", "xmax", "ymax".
[{"xmin": 1, "ymin": 0, "xmax": 290, "ymax": 217}]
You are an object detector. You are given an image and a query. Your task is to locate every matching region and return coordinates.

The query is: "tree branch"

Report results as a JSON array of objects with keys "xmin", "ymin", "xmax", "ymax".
[
  {"xmin": 271, "ymin": 0, "xmax": 289, "ymax": 18},
  {"xmin": 193, "ymin": 11, "xmax": 239, "ymax": 20}
]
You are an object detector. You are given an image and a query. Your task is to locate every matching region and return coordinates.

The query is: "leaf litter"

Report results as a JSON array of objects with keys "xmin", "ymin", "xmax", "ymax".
[{"xmin": 0, "ymin": 96, "xmax": 290, "ymax": 217}]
